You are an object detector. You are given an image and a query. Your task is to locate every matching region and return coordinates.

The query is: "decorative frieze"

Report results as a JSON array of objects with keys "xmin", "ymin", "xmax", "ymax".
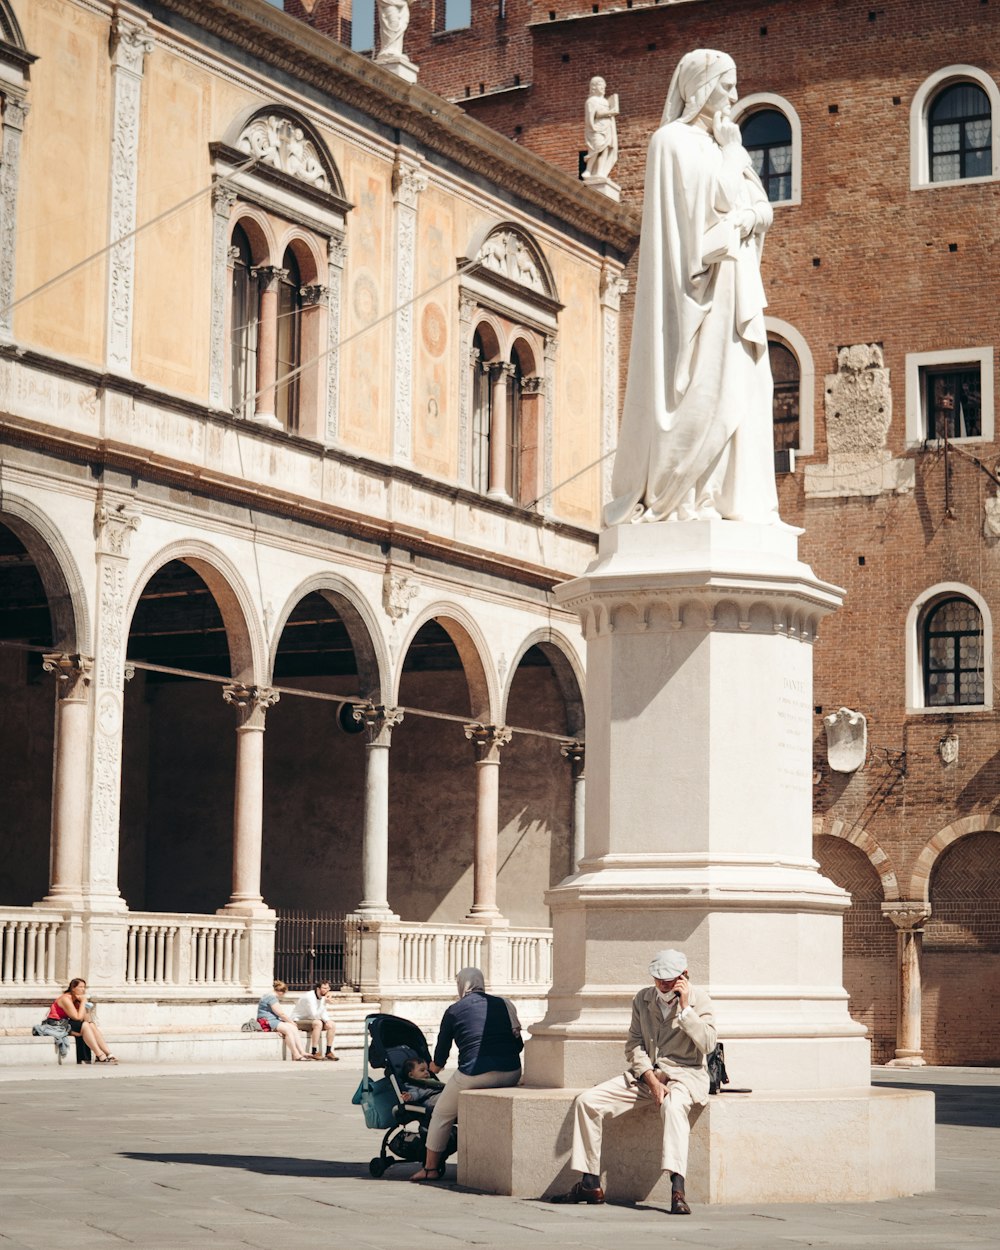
[
  {"xmin": 325, "ymin": 233, "xmax": 346, "ymax": 442},
  {"xmin": 391, "ymin": 153, "xmax": 427, "ymax": 463},
  {"xmin": 542, "ymin": 335, "xmax": 557, "ymax": 515},
  {"xmin": 0, "ymin": 95, "xmax": 29, "ymax": 341},
  {"xmin": 106, "ymin": 13, "xmax": 154, "ymax": 373},
  {"xmin": 209, "ymin": 184, "xmax": 238, "ymax": 407},
  {"xmin": 600, "ymin": 265, "xmax": 628, "ymax": 507}
]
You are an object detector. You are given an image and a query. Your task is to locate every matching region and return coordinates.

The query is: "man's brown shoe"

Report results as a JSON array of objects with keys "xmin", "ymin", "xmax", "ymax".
[
  {"xmin": 550, "ymin": 1180, "xmax": 605, "ymax": 1204},
  {"xmin": 670, "ymin": 1192, "xmax": 691, "ymax": 1215}
]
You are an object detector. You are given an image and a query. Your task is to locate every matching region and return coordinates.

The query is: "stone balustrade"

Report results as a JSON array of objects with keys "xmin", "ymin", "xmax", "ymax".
[{"xmin": 0, "ymin": 910, "xmax": 62, "ymax": 986}]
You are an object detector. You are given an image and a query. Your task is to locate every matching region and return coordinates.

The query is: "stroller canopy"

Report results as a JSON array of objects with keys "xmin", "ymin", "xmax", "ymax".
[{"xmin": 366, "ymin": 1013, "xmax": 432, "ymax": 1071}]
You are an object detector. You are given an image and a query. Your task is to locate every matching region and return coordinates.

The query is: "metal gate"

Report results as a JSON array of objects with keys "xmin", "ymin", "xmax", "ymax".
[{"xmin": 273, "ymin": 910, "xmax": 360, "ymax": 991}]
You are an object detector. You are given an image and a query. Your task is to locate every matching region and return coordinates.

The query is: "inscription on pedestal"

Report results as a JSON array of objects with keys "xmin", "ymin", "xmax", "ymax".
[{"xmin": 776, "ymin": 675, "xmax": 812, "ymax": 795}]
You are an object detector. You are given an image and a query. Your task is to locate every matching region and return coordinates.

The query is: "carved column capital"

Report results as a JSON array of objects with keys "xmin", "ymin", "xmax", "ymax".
[
  {"xmin": 223, "ymin": 683, "xmax": 280, "ymax": 729},
  {"xmin": 43, "ymin": 652, "xmax": 93, "ymax": 700},
  {"xmin": 521, "ymin": 375, "xmax": 544, "ymax": 397},
  {"xmin": 459, "ymin": 292, "xmax": 477, "ymax": 323},
  {"xmin": 882, "ymin": 902, "xmax": 932, "ymax": 932},
  {"xmin": 110, "ymin": 15, "xmax": 154, "ymax": 75},
  {"xmin": 2, "ymin": 96, "xmax": 29, "ymax": 131},
  {"xmin": 352, "ymin": 702, "xmax": 404, "ymax": 746},
  {"xmin": 94, "ymin": 500, "xmax": 141, "ymax": 558},
  {"xmin": 391, "ymin": 155, "xmax": 428, "ymax": 208},
  {"xmin": 600, "ymin": 264, "xmax": 629, "ymax": 311},
  {"xmin": 464, "ymin": 724, "xmax": 512, "ymax": 763},
  {"xmin": 559, "ymin": 739, "xmax": 585, "ymax": 777},
  {"xmin": 300, "ymin": 283, "xmax": 329, "ymax": 308},
  {"xmin": 328, "ymin": 233, "xmax": 347, "ymax": 269},
  {"xmin": 212, "ymin": 183, "xmax": 238, "ymax": 218},
  {"xmin": 251, "ymin": 264, "xmax": 287, "ymax": 292}
]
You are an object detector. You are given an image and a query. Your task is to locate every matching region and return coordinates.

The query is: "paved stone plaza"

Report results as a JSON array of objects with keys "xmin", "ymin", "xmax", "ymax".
[{"xmin": 0, "ymin": 1064, "xmax": 996, "ymax": 1250}]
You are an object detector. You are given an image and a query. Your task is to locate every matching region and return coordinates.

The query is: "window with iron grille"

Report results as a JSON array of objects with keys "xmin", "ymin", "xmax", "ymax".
[
  {"xmin": 929, "ymin": 82, "xmax": 991, "ymax": 182},
  {"xmin": 741, "ymin": 109, "xmax": 793, "ymax": 203},
  {"xmin": 922, "ymin": 596, "xmax": 985, "ymax": 707}
]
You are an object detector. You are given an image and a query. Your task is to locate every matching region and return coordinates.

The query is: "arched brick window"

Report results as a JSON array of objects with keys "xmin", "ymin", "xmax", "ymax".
[{"xmin": 769, "ymin": 339, "xmax": 800, "ymax": 454}]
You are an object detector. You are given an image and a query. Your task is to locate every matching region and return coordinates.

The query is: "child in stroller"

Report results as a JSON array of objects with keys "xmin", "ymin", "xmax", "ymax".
[{"xmin": 355, "ymin": 1013, "xmax": 457, "ymax": 1179}]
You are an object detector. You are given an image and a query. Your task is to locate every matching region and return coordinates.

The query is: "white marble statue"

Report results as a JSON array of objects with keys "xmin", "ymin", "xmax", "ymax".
[
  {"xmin": 583, "ymin": 77, "xmax": 620, "ymax": 182},
  {"xmin": 604, "ymin": 50, "xmax": 779, "ymax": 526},
  {"xmin": 376, "ymin": 0, "xmax": 409, "ymax": 59}
]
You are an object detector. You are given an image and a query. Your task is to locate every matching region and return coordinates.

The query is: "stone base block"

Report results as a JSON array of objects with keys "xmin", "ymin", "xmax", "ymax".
[{"xmin": 458, "ymin": 1084, "xmax": 934, "ymax": 1204}]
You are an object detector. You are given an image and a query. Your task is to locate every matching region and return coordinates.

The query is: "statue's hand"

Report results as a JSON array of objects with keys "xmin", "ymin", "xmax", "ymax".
[
  {"xmin": 712, "ymin": 112, "xmax": 743, "ymax": 148},
  {"xmin": 736, "ymin": 208, "xmax": 758, "ymax": 239}
]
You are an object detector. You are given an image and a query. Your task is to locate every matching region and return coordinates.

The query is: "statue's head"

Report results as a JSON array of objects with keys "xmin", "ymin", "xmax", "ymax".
[
  {"xmin": 589, "ymin": 76, "xmax": 606, "ymax": 96},
  {"xmin": 663, "ymin": 49, "xmax": 737, "ymax": 125}
]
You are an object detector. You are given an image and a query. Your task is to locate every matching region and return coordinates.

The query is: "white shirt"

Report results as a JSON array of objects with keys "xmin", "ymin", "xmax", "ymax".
[{"xmin": 292, "ymin": 990, "xmax": 329, "ymax": 1023}]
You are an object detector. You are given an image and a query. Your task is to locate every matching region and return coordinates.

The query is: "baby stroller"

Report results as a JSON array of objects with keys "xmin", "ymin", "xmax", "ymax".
[{"xmin": 353, "ymin": 1012, "xmax": 456, "ymax": 1178}]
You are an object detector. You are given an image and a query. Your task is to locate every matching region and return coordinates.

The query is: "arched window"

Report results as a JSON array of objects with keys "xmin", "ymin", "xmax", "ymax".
[
  {"xmin": 471, "ymin": 329, "xmax": 492, "ymax": 494},
  {"xmin": 769, "ymin": 339, "xmax": 800, "ymax": 453},
  {"xmin": 929, "ymin": 82, "xmax": 992, "ymax": 182},
  {"xmin": 741, "ymin": 109, "xmax": 793, "ymax": 202},
  {"xmin": 230, "ymin": 224, "xmax": 258, "ymax": 419},
  {"xmin": 922, "ymin": 595, "xmax": 985, "ymax": 707},
  {"xmin": 276, "ymin": 247, "xmax": 302, "ymax": 432}
]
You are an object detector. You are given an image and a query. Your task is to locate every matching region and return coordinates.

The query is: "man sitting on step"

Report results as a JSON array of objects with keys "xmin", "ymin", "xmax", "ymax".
[{"xmin": 550, "ymin": 948, "xmax": 716, "ymax": 1216}]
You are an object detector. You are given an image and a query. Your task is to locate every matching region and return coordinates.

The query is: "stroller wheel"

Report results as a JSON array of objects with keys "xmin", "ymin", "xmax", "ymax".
[{"xmin": 369, "ymin": 1158, "xmax": 388, "ymax": 1178}]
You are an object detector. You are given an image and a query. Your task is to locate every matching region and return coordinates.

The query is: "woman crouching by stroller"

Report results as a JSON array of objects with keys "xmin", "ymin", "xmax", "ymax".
[{"xmin": 410, "ymin": 967, "xmax": 522, "ymax": 1182}]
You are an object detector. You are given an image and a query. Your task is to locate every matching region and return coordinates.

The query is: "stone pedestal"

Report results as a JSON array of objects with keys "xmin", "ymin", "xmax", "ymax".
[
  {"xmin": 459, "ymin": 520, "xmax": 933, "ymax": 1201},
  {"xmin": 375, "ymin": 52, "xmax": 418, "ymax": 83},
  {"xmin": 582, "ymin": 174, "xmax": 622, "ymax": 202}
]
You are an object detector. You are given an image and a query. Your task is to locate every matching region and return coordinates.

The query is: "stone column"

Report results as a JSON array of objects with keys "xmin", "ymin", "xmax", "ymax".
[
  {"xmin": 599, "ymin": 265, "xmax": 629, "ymax": 507},
  {"xmin": 487, "ymin": 364, "xmax": 515, "ymax": 502},
  {"xmin": 464, "ymin": 724, "xmax": 512, "ymax": 923},
  {"xmin": 390, "ymin": 152, "xmax": 427, "ymax": 463},
  {"xmin": 352, "ymin": 703, "xmax": 403, "ymax": 918},
  {"xmin": 0, "ymin": 94, "xmax": 29, "ymax": 343},
  {"xmin": 884, "ymin": 902, "xmax": 932, "ymax": 1068},
  {"xmin": 220, "ymin": 684, "xmax": 279, "ymax": 915},
  {"xmin": 105, "ymin": 10, "xmax": 154, "ymax": 373},
  {"xmin": 38, "ymin": 653, "xmax": 93, "ymax": 907},
  {"xmin": 249, "ymin": 265, "xmax": 285, "ymax": 429},
  {"xmin": 559, "ymin": 740, "xmax": 586, "ymax": 873}
]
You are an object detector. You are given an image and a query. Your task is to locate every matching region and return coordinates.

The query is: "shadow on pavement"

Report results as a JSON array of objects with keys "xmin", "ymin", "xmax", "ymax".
[
  {"xmin": 121, "ymin": 1152, "xmax": 370, "ymax": 1178},
  {"xmin": 872, "ymin": 1081, "xmax": 1000, "ymax": 1129}
]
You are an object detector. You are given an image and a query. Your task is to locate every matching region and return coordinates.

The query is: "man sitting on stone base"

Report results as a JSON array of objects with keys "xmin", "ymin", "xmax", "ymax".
[{"xmin": 550, "ymin": 948, "xmax": 716, "ymax": 1215}]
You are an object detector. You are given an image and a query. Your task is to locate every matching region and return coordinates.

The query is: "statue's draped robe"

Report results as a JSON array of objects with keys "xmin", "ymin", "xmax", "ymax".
[{"xmin": 604, "ymin": 121, "xmax": 780, "ymax": 526}]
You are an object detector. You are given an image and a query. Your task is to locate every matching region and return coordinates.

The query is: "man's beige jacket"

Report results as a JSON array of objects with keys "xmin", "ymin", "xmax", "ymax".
[{"xmin": 624, "ymin": 984, "xmax": 717, "ymax": 1105}]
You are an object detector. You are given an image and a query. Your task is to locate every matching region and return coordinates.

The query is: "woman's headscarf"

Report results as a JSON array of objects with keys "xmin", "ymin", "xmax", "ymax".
[
  {"xmin": 662, "ymin": 49, "xmax": 736, "ymax": 124},
  {"xmin": 456, "ymin": 967, "xmax": 485, "ymax": 998}
]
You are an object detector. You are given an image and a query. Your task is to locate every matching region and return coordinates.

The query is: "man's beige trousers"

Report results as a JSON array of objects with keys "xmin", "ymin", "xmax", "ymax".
[{"xmin": 570, "ymin": 1074, "xmax": 695, "ymax": 1178}]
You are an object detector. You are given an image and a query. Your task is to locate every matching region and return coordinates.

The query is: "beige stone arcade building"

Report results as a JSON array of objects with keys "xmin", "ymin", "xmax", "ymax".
[{"xmin": 0, "ymin": 0, "xmax": 639, "ymax": 1049}]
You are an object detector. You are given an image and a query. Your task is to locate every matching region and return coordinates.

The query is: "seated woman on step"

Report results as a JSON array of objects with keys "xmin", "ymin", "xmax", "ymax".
[
  {"xmin": 46, "ymin": 978, "xmax": 118, "ymax": 1063},
  {"xmin": 256, "ymin": 980, "xmax": 311, "ymax": 1060}
]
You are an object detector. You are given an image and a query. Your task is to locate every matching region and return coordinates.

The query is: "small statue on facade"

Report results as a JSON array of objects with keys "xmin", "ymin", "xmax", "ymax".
[
  {"xmin": 375, "ymin": 1, "xmax": 417, "ymax": 82},
  {"xmin": 583, "ymin": 77, "xmax": 620, "ymax": 184}
]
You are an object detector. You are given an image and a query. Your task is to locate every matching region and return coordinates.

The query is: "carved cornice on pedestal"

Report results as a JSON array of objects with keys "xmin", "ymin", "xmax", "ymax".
[
  {"xmin": 882, "ymin": 902, "xmax": 932, "ymax": 932},
  {"xmin": 600, "ymin": 264, "xmax": 629, "ymax": 311},
  {"xmin": 110, "ymin": 13, "xmax": 155, "ymax": 75},
  {"xmin": 391, "ymin": 153, "xmax": 428, "ymax": 208}
]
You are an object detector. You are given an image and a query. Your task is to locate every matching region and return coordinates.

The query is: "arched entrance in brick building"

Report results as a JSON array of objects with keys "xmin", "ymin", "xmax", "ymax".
[
  {"xmin": 120, "ymin": 556, "xmax": 254, "ymax": 914},
  {"xmin": 0, "ymin": 517, "xmax": 71, "ymax": 905},
  {"xmin": 814, "ymin": 833, "xmax": 897, "ymax": 1063},
  {"xmin": 923, "ymin": 829, "xmax": 1000, "ymax": 1065}
]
